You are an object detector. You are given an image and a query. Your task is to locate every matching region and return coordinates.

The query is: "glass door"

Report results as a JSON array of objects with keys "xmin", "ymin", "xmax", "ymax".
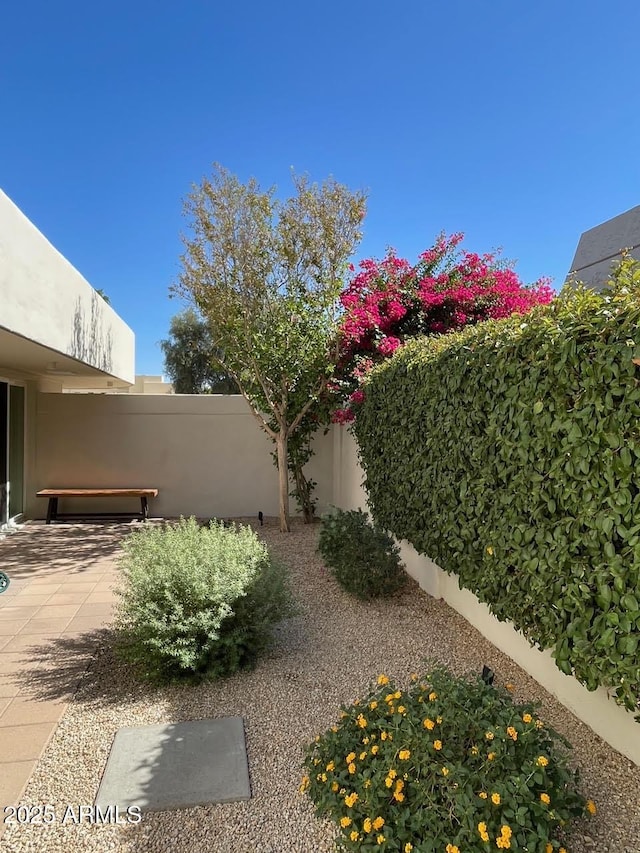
[
  {"xmin": 8, "ymin": 385, "xmax": 24, "ymax": 519},
  {"xmin": 0, "ymin": 382, "xmax": 7, "ymax": 525}
]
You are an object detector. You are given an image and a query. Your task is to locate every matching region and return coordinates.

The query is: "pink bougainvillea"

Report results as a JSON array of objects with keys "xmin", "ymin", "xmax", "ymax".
[{"xmin": 331, "ymin": 233, "xmax": 554, "ymax": 422}]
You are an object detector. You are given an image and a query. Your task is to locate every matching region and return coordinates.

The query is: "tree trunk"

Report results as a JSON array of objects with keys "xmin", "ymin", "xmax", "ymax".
[{"xmin": 276, "ymin": 430, "xmax": 291, "ymax": 532}]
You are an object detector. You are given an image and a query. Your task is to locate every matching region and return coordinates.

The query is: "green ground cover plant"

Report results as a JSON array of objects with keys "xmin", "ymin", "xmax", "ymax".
[
  {"xmin": 114, "ymin": 516, "xmax": 295, "ymax": 682},
  {"xmin": 353, "ymin": 259, "xmax": 640, "ymax": 717},
  {"xmin": 318, "ymin": 508, "xmax": 406, "ymax": 599},
  {"xmin": 301, "ymin": 666, "xmax": 593, "ymax": 853}
]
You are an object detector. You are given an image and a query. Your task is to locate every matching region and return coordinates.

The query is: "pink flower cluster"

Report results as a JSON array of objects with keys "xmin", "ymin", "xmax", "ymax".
[{"xmin": 331, "ymin": 233, "xmax": 554, "ymax": 422}]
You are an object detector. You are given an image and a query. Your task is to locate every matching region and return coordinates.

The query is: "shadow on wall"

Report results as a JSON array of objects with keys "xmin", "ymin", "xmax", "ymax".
[{"xmin": 69, "ymin": 292, "xmax": 114, "ymax": 373}]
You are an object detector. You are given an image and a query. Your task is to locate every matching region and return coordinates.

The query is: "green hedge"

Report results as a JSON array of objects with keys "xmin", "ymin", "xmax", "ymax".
[{"xmin": 353, "ymin": 259, "xmax": 640, "ymax": 718}]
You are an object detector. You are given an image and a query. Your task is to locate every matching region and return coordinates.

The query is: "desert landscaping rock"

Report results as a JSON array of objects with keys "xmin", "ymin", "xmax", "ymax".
[{"xmin": 2, "ymin": 518, "xmax": 639, "ymax": 853}]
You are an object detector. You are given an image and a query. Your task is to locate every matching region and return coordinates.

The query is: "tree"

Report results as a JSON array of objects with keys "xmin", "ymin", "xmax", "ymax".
[
  {"xmin": 332, "ymin": 233, "xmax": 554, "ymax": 422},
  {"xmin": 173, "ymin": 164, "xmax": 366, "ymax": 531},
  {"xmin": 160, "ymin": 309, "xmax": 238, "ymax": 394}
]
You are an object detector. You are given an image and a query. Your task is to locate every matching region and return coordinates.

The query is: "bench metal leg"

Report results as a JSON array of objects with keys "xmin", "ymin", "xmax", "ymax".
[
  {"xmin": 46, "ymin": 497, "xmax": 58, "ymax": 525},
  {"xmin": 141, "ymin": 496, "xmax": 149, "ymax": 521}
]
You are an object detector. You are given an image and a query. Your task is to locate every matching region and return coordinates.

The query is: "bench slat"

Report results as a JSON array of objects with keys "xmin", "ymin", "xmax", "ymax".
[{"xmin": 37, "ymin": 489, "xmax": 158, "ymax": 498}]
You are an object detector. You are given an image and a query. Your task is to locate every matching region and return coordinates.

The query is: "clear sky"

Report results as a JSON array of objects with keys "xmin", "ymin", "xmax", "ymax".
[{"xmin": 2, "ymin": 0, "xmax": 639, "ymax": 376}]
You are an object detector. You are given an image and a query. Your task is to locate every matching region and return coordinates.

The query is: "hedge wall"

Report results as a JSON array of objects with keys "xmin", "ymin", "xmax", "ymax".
[{"xmin": 353, "ymin": 260, "xmax": 640, "ymax": 718}]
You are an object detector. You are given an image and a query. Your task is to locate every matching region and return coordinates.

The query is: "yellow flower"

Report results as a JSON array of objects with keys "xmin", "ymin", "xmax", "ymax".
[
  {"xmin": 395, "ymin": 779, "xmax": 404, "ymax": 792},
  {"xmin": 436, "ymin": 716, "xmax": 443, "ymax": 724},
  {"xmin": 429, "ymin": 692, "xmax": 438, "ymax": 701},
  {"xmin": 340, "ymin": 816, "xmax": 352, "ymax": 828},
  {"xmin": 363, "ymin": 818, "xmax": 372, "ymax": 833},
  {"xmin": 505, "ymin": 683, "xmax": 515, "ymax": 691},
  {"xmin": 331, "ymin": 725, "xmax": 338, "ymax": 732},
  {"xmin": 385, "ymin": 693, "xmax": 395, "ymax": 703},
  {"xmin": 471, "ymin": 745, "xmax": 479, "ymax": 755},
  {"xmin": 410, "ymin": 673, "xmax": 419, "ymax": 682},
  {"xmin": 535, "ymin": 719, "xmax": 544, "ymax": 729},
  {"xmin": 377, "ymin": 835, "xmax": 385, "ymax": 845},
  {"xmin": 348, "ymin": 763, "xmax": 356, "ymax": 774},
  {"xmin": 350, "ymin": 830, "xmax": 359, "ymax": 842},
  {"xmin": 536, "ymin": 755, "xmax": 549, "ymax": 767},
  {"xmin": 486, "ymin": 546, "xmax": 494, "ymax": 555},
  {"xmin": 385, "ymin": 776, "xmax": 394, "ymax": 788},
  {"xmin": 496, "ymin": 837, "xmax": 511, "ymax": 849},
  {"xmin": 423, "ymin": 718, "xmax": 435, "ymax": 730},
  {"xmin": 381, "ymin": 732, "xmax": 388, "ymax": 741},
  {"xmin": 346, "ymin": 752, "xmax": 356, "ymax": 763},
  {"xmin": 478, "ymin": 820, "xmax": 490, "ymax": 842},
  {"xmin": 479, "ymin": 791, "xmax": 488, "ymax": 799},
  {"xmin": 344, "ymin": 792, "xmax": 358, "ymax": 808},
  {"xmin": 371, "ymin": 745, "xmax": 380, "ymax": 755},
  {"xmin": 393, "ymin": 690, "xmax": 402, "ymax": 699},
  {"xmin": 522, "ymin": 713, "xmax": 533, "ymax": 723},
  {"xmin": 442, "ymin": 766, "xmax": 449, "ymax": 776},
  {"xmin": 388, "ymin": 705, "xmax": 396, "ymax": 715},
  {"xmin": 314, "ymin": 735, "xmax": 320, "ymax": 742},
  {"xmin": 326, "ymin": 761, "xmax": 335, "ymax": 772},
  {"xmin": 313, "ymin": 758, "xmax": 320, "ymax": 765},
  {"xmin": 405, "ymin": 844, "xmax": 414, "ymax": 853},
  {"xmin": 559, "ymin": 848, "xmax": 567, "ymax": 853},
  {"xmin": 364, "ymin": 779, "xmax": 371, "ymax": 788},
  {"xmin": 433, "ymin": 740, "xmax": 442, "ymax": 750},
  {"xmin": 500, "ymin": 825, "xmax": 512, "ymax": 839},
  {"xmin": 485, "ymin": 731, "xmax": 495, "ymax": 740},
  {"xmin": 363, "ymin": 737, "xmax": 370, "ymax": 745},
  {"xmin": 491, "ymin": 792, "xmax": 501, "ymax": 805},
  {"xmin": 399, "ymin": 749, "xmax": 411, "ymax": 760},
  {"xmin": 331, "ymin": 782, "xmax": 339, "ymax": 792},
  {"xmin": 373, "ymin": 817, "xmax": 385, "ymax": 830},
  {"xmin": 299, "ymin": 776, "xmax": 309, "ymax": 792},
  {"xmin": 340, "ymin": 711, "xmax": 347, "ymax": 719},
  {"xmin": 357, "ymin": 714, "xmax": 368, "ymax": 728},
  {"xmin": 398, "ymin": 705, "xmax": 406, "ymax": 714},
  {"xmin": 377, "ymin": 674, "xmax": 389, "ymax": 685},
  {"xmin": 545, "ymin": 846, "xmax": 553, "ymax": 853},
  {"xmin": 507, "ymin": 726, "xmax": 518, "ymax": 741},
  {"xmin": 388, "ymin": 769, "xmax": 397, "ymax": 779},
  {"xmin": 586, "ymin": 799, "xmax": 597, "ymax": 815},
  {"xmin": 540, "ymin": 793, "xmax": 550, "ymax": 804},
  {"xmin": 393, "ymin": 790, "xmax": 405, "ymax": 802},
  {"xmin": 445, "ymin": 845, "xmax": 460, "ymax": 853},
  {"xmin": 370, "ymin": 701, "xmax": 378, "ymax": 710},
  {"xmin": 359, "ymin": 751, "xmax": 367, "ymax": 760},
  {"xmin": 320, "ymin": 773, "xmax": 327, "ymax": 782},
  {"xmin": 488, "ymin": 752, "xmax": 496, "ymax": 761}
]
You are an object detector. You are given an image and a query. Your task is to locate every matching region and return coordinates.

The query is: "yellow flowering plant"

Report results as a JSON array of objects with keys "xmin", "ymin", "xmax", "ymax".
[{"xmin": 301, "ymin": 665, "xmax": 592, "ymax": 852}]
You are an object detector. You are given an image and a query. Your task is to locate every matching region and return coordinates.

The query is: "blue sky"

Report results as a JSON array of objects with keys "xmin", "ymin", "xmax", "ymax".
[{"xmin": 2, "ymin": 0, "xmax": 639, "ymax": 376}]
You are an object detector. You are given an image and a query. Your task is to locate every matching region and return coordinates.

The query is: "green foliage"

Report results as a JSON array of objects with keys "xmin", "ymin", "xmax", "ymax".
[
  {"xmin": 318, "ymin": 508, "xmax": 406, "ymax": 599},
  {"xmin": 160, "ymin": 308, "xmax": 238, "ymax": 394},
  {"xmin": 114, "ymin": 517, "xmax": 295, "ymax": 682},
  {"xmin": 301, "ymin": 666, "xmax": 591, "ymax": 853},
  {"xmin": 353, "ymin": 257, "xmax": 640, "ymax": 717},
  {"xmin": 173, "ymin": 163, "xmax": 366, "ymax": 531}
]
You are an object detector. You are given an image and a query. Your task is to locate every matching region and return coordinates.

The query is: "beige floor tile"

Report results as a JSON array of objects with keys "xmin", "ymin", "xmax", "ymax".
[
  {"xmin": 0, "ymin": 606, "xmax": 41, "ymax": 621},
  {"xmin": 0, "ymin": 675, "xmax": 21, "ymax": 698},
  {"xmin": 75, "ymin": 603, "xmax": 113, "ymax": 617},
  {"xmin": 0, "ymin": 620, "xmax": 29, "ymax": 636},
  {"xmin": 35, "ymin": 604, "xmax": 80, "ymax": 620},
  {"xmin": 0, "ymin": 653, "xmax": 29, "ymax": 674},
  {"xmin": 21, "ymin": 617, "xmax": 73, "ymax": 635},
  {"xmin": 60, "ymin": 582, "xmax": 97, "ymax": 594},
  {"xmin": 23, "ymin": 582, "xmax": 61, "ymax": 594},
  {"xmin": 45, "ymin": 592, "xmax": 90, "ymax": 606},
  {"xmin": 0, "ymin": 696, "xmax": 66, "ymax": 727},
  {"xmin": 0, "ymin": 696, "xmax": 12, "ymax": 716},
  {"xmin": 85, "ymin": 591, "xmax": 116, "ymax": 604},
  {"xmin": 8, "ymin": 594, "xmax": 51, "ymax": 607},
  {"xmin": 65, "ymin": 616, "xmax": 111, "ymax": 633},
  {"xmin": 0, "ymin": 759, "xmax": 36, "ymax": 809},
  {"xmin": 0, "ymin": 723, "xmax": 55, "ymax": 761},
  {"xmin": 0, "ymin": 634, "xmax": 61, "ymax": 654}
]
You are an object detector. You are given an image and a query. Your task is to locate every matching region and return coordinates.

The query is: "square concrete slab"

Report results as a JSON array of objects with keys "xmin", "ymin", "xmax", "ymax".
[{"xmin": 95, "ymin": 717, "xmax": 251, "ymax": 813}]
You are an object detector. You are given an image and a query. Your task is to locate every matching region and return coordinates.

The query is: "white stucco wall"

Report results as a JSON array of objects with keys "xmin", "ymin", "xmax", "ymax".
[
  {"xmin": 0, "ymin": 190, "xmax": 134, "ymax": 383},
  {"xmin": 28, "ymin": 393, "xmax": 333, "ymax": 521},
  {"xmin": 567, "ymin": 204, "xmax": 640, "ymax": 291},
  {"xmin": 333, "ymin": 428, "xmax": 640, "ymax": 766}
]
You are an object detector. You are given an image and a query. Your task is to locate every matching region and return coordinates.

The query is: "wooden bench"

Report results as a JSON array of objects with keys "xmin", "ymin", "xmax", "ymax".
[{"xmin": 36, "ymin": 489, "xmax": 159, "ymax": 524}]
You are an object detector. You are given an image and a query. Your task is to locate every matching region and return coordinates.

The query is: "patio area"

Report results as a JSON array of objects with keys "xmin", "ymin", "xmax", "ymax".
[{"xmin": 0, "ymin": 522, "xmax": 129, "ymax": 833}]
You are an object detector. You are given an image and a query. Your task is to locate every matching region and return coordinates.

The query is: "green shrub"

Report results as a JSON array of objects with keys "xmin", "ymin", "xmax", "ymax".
[
  {"xmin": 114, "ymin": 516, "xmax": 295, "ymax": 682},
  {"xmin": 353, "ymin": 258, "xmax": 640, "ymax": 717},
  {"xmin": 318, "ymin": 508, "xmax": 406, "ymax": 599},
  {"xmin": 301, "ymin": 665, "xmax": 592, "ymax": 852}
]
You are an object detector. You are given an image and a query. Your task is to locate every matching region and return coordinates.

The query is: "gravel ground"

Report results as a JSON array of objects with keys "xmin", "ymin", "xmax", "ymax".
[{"xmin": 2, "ymin": 518, "xmax": 639, "ymax": 853}]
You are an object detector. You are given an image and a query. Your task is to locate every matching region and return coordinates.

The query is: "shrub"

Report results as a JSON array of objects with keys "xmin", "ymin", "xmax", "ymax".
[
  {"xmin": 318, "ymin": 508, "xmax": 406, "ymax": 599},
  {"xmin": 301, "ymin": 665, "xmax": 592, "ymax": 853},
  {"xmin": 353, "ymin": 258, "xmax": 640, "ymax": 717},
  {"xmin": 114, "ymin": 516, "xmax": 295, "ymax": 682}
]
